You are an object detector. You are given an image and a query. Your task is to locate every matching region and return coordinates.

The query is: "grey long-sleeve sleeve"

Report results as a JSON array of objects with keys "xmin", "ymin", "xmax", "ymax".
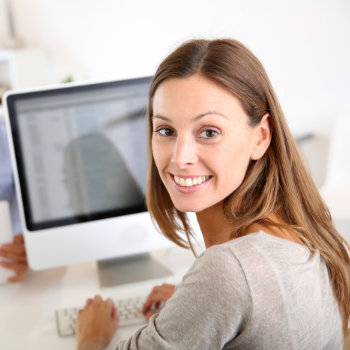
[{"xmin": 115, "ymin": 243, "xmax": 251, "ymax": 350}]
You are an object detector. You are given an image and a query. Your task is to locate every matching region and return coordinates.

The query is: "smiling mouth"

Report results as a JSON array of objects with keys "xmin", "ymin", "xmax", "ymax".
[{"xmin": 173, "ymin": 175, "xmax": 212, "ymax": 187}]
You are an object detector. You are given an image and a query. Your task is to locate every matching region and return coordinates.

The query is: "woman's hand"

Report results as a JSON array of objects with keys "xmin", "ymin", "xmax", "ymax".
[
  {"xmin": 142, "ymin": 283, "xmax": 175, "ymax": 320},
  {"xmin": 0, "ymin": 234, "xmax": 29, "ymax": 282},
  {"xmin": 76, "ymin": 295, "xmax": 119, "ymax": 350}
]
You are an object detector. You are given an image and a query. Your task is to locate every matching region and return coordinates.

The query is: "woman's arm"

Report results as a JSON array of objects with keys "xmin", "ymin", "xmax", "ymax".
[{"xmin": 77, "ymin": 244, "xmax": 251, "ymax": 350}]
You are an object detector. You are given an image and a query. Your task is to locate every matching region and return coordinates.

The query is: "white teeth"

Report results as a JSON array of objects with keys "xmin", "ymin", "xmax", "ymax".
[{"xmin": 174, "ymin": 175, "xmax": 210, "ymax": 187}]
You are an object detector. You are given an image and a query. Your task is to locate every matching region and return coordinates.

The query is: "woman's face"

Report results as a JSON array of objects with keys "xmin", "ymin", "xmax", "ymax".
[{"xmin": 151, "ymin": 74, "xmax": 270, "ymax": 213}]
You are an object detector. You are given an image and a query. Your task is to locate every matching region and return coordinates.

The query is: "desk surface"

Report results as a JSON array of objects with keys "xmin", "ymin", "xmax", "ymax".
[{"xmin": 0, "ymin": 245, "xmax": 197, "ymax": 350}]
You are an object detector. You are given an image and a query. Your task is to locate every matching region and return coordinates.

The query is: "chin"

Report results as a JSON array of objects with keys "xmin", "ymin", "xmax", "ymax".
[{"xmin": 172, "ymin": 200, "xmax": 209, "ymax": 213}]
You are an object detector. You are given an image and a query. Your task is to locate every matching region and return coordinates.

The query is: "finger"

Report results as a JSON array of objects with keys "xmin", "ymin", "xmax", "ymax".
[
  {"xmin": 142, "ymin": 288, "xmax": 169, "ymax": 312},
  {"xmin": 0, "ymin": 260, "xmax": 27, "ymax": 273},
  {"xmin": 85, "ymin": 298, "xmax": 93, "ymax": 307},
  {"xmin": 93, "ymin": 294, "xmax": 102, "ymax": 303},
  {"xmin": 106, "ymin": 298, "xmax": 119, "ymax": 322},
  {"xmin": 76, "ymin": 309, "xmax": 84, "ymax": 324},
  {"xmin": 105, "ymin": 298, "xmax": 115, "ymax": 310},
  {"xmin": 149, "ymin": 300, "xmax": 165, "ymax": 313},
  {"xmin": 0, "ymin": 249, "xmax": 27, "ymax": 263},
  {"xmin": 142, "ymin": 285, "xmax": 162, "ymax": 312},
  {"xmin": 142, "ymin": 296, "xmax": 153, "ymax": 313},
  {"xmin": 7, "ymin": 271, "xmax": 26, "ymax": 283},
  {"xmin": 4, "ymin": 262, "xmax": 27, "ymax": 283},
  {"xmin": 142, "ymin": 297, "xmax": 160, "ymax": 314},
  {"xmin": 145, "ymin": 311, "xmax": 156, "ymax": 320},
  {"xmin": 0, "ymin": 242, "xmax": 26, "ymax": 255},
  {"xmin": 111, "ymin": 305, "xmax": 120, "ymax": 322},
  {"xmin": 14, "ymin": 234, "xmax": 24, "ymax": 243},
  {"xmin": 109, "ymin": 305, "xmax": 120, "ymax": 331}
]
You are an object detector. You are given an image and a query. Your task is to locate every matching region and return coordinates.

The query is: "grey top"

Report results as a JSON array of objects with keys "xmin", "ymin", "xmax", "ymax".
[{"xmin": 116, "ymin": 231, "xmax": 342, "ymax": 350}]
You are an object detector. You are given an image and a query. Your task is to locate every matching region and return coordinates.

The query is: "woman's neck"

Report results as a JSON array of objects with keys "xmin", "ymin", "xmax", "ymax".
[
  {"xmin": 196, "ymin": 204, "xmax": 302, "ymax": 248},
  {"xmin": 196, "ymin": 202, "xmax": 233, "ymax": 248}
]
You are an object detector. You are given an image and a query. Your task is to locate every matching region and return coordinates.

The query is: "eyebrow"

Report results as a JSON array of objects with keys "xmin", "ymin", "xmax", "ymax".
[{"xmin": 151, "ymin": 111, "xmax": 229, "ymax": 122}]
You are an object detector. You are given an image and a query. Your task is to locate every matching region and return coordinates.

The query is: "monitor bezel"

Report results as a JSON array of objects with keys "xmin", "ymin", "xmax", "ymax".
[{"xmin": 5, "ymin": 76, "xmax": 151, "ymax": 232}]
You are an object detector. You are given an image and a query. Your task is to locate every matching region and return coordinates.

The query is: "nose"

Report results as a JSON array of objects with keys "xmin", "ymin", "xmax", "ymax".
[{"xmin": 171, "ymin": 134, "xmax": 198, "ymax": 168}]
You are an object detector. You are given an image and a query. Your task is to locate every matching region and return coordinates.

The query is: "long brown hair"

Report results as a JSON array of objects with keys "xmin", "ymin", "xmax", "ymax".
[{"xmin": 146, "ymin": 39, "xmax": 350, "ymax": 336}]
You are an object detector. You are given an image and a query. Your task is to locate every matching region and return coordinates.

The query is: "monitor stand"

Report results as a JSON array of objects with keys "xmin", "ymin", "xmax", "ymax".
[{"xmin": 97, "ymin": 253, "xmax": 172, "ymax": 288}]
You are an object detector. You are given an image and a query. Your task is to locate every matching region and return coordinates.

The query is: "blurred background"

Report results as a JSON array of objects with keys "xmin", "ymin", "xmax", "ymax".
[{"xmin": 0, "ymin": 0, "xmax": 349, "ymax": 215}]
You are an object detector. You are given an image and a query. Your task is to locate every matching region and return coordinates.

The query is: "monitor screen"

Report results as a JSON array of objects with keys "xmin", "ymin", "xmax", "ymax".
[
  {"xmin": 4, "ymin": 77, "xmax": 176, "ymax": 280},
  {"xmin": 7, "ymin": 78, "xmax": 149, "ymax": 230}
]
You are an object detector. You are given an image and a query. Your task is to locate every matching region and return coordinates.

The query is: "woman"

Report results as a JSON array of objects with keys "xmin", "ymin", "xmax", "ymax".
[{"xmin": 76, "ymin": 39, "xmax": 350, "ymax": 350}]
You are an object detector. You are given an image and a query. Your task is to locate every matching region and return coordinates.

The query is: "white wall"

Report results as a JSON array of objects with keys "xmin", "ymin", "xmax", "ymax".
[{"xmin": 9, "ymin": 0, "xmax": 350, "ymax": 135}]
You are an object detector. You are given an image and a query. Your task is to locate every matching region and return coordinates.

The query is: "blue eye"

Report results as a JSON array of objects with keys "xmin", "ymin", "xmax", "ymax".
[
  {"xmin": 200, "ymin": 129, "xmax": 219, "ymax": 138},
  {"xmin": 155, "ymin": 128, "xmax": 175, "ymax": 137}
]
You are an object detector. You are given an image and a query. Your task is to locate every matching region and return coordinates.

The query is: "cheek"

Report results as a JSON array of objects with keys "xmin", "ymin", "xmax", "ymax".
[
  {"xmin": 152, "ymin": 139, "xmax": 168, "ymax": 175},
  {"xmin": 151, "ymin": 139, "xmax": 160, "ymax": 168},
  {"xmin": 214, "ymin": 137, "xmax": 253, "ymax": 184}
]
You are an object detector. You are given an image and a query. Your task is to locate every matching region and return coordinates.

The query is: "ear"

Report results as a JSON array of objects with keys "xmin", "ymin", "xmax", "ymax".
[{"xmin": 250, "ymin": 114, "xmax": 272, "ymax": 160}]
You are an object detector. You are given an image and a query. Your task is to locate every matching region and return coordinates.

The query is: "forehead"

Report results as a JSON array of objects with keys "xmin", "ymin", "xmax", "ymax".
[{"xmin": 152, "ymin": 74, "xmax": 244, "ymax": 118}]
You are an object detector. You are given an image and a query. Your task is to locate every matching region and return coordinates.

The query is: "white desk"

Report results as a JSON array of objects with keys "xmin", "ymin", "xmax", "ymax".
[{"xmin": 0, "ymin": 246, "xmax": 198, "ymax": 350}]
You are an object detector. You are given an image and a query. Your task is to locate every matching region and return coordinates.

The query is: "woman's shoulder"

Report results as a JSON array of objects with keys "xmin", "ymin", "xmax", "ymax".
[
  {"xmin": 212, "ymin": 230, "xmax": 311, "ymax": 261},
  {"xmin": 194, "ymin": 231, "xmax": 274, "ymax": 272},
  {"xmin": 190, "ymin": 230, "xmax": 319, "ymax": 288},
  {"xmin": 185, "ymin": 238, "xmax": 254, "ymax": 292},
  {"xmin": 196, "ymin": 231, "xmax": 317, "ymax": 282}
]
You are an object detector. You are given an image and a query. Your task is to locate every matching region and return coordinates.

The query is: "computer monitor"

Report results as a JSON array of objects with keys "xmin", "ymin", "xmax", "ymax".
[{"xmin": 3, "ymin": 77, "xmax": 174, "ymax": 287}]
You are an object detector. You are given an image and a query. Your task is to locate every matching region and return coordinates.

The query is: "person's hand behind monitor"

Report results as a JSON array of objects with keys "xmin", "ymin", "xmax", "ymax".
[{"xmin": 0, "ymin": 233, "xmax": 29, "ymax": 282}]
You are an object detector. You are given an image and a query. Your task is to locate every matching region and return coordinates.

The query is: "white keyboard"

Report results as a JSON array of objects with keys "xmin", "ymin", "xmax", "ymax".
[{"xmin": 55, "ymin": 295, "xmax": 147, "ymax": 337}]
